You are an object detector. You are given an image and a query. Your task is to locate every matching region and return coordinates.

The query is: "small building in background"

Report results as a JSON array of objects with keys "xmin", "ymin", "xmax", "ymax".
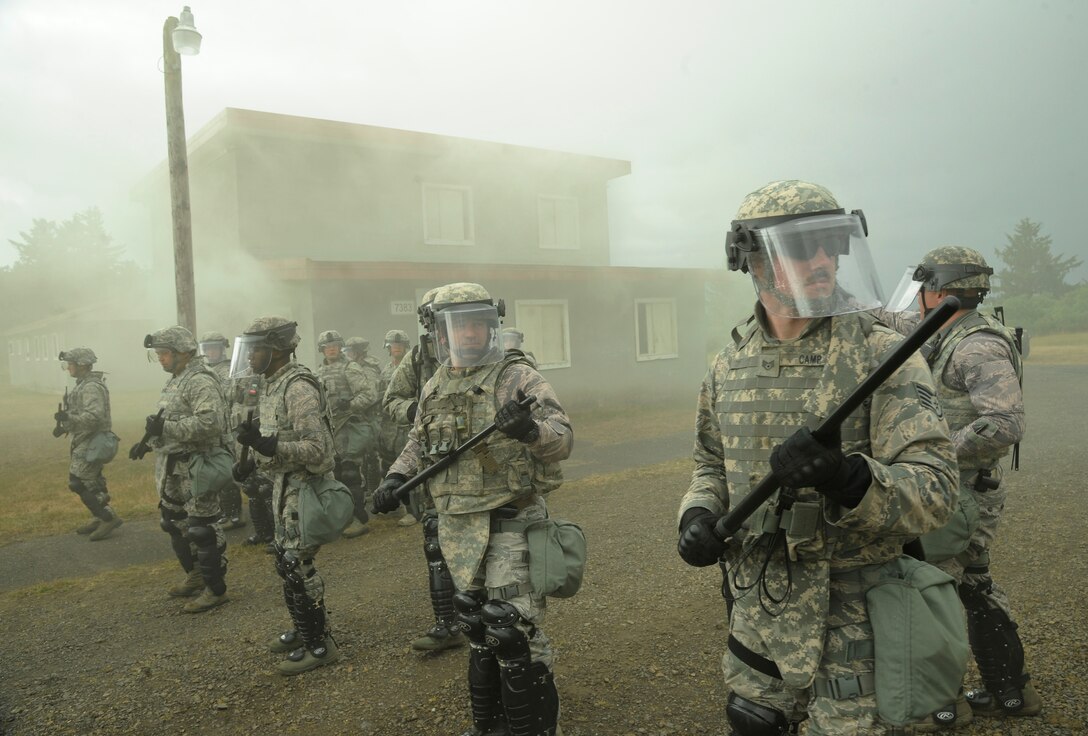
[{"xmin": 130, "ymin": 108, "xmax": 728, "ymax": 405}]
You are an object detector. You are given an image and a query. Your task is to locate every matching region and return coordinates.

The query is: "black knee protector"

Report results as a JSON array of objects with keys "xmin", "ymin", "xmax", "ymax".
[
  {"xmin": 454, "ymin": 591, "xmax": 504, "ymax": 733},
  {"xmin": 160, "ymin": 507, "xmax": 193, "ymax": 570},
  {"xmin": 219, "ymin": 484, "xmax": 242, "ymax": 517},
  {"xmin": 960, "ymin": 581, "xmax": 1027, "ymax": 696},
  {"xmin": 482, "ymin": 604, "xmax": 558, "ymax": 736},
  {"xmin": 189, "ymin": 518, "xmax": 226, "ymax": 595},
  {"xmin": 423, "ymin": 517, "xmax": 455, "ymax": 624},
  {"xmin": 68, "ymin": 474, "xmax": 87, "ymax": 494},
  {"xmin": 725, "ymin": 693, "xmax": 792, "ymax": 736},
  {"xmin": 336, "ymin": 459, "xmax": 363, "ymax": 490}
]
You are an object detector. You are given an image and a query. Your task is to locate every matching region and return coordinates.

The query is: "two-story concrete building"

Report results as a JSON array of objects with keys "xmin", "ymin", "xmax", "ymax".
[{"xmin": 128, "ymin": 108, "xmax": 729, "ymax": 404}]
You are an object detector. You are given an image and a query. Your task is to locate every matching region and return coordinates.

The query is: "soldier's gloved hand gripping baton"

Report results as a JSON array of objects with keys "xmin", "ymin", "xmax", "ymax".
[
  {"xmin": 392, "ymin": 393, "xmax": 538, "ymax": 505},
  {"xmin": 129, "ymin": 408, "xmax": 165, "ymax": 461},
  {"xmin": 712, "ymin": 296, "xmax": 961, "ymax": 543}
]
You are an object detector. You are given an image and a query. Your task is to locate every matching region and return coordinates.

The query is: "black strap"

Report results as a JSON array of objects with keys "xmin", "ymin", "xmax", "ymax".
[{"xmin": 728, "ymin": 634, "xmax": 782, "ymax": 680}]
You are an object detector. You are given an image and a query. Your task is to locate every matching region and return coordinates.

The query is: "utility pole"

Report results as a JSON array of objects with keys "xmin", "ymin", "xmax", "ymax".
[{"xmin": 163, "ymin": 10, "xmax": 199, "ymax": 334}]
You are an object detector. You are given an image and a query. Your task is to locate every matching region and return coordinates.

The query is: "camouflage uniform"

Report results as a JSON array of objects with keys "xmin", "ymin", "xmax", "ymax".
[
  {"xmin": 232, "ymin": 370, "xmax": 276, "ymax": 548},
  {"xmin": 679, "ymin": 182, "xmax": 959, "ymax": 734},
  {"xmin": 377, "ymin": 330, "xmax": 413, "ymax": 473},
  {"xmin": 318, "ymin": 332, "xmax": 379, "ymax": 530},
  {"xmin": 880, "ymin": 246, "xmax": 1037, "ymax": 719},
  {"xmin": 345, "ymin": 336, "xmax": 385, "ymax": 489},
  {"xmin": 388, "ymin": 282, "xmax": 573, "ymax": 735},
  {"xmin": 57, "ymin": 348, "xmax": 122, "ymax": 540},
  {"xmin": 239, "ymin": 316, "xmax": 340, "ymax": 674},
  {"xmin": 146, "ymin": 326, "xmax": 232, "ymax": 612},
  {"xmin": 200, "ymin": 331, "xmax": 242, "ymax": 528}
]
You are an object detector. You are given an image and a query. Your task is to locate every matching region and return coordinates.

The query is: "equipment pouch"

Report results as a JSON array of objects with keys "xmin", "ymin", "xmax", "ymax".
[
  {"xmin": 297, "ymin": 475, "xmax": 355, "ymax": 547},
  {"xmin": 84, "ymin": 431, "xmax": 120, "ymax": 464},
  {"xmin": 525, "ymin": 517, "xmax": 587, "ymax": 599},
  {"xmin": 866, "ymin": 555, "xmax": 969, "ymax": 726},
  {"xmin": 188, "ymin": 446, "xmax": 235, "ymax": 498},
  {"xmin": 917, "ymin": 491, "xmax": 981, "ymax": 563},
  {"xmin": 337, "ymin": 416, "xmax": 371, "ymax": 458}
]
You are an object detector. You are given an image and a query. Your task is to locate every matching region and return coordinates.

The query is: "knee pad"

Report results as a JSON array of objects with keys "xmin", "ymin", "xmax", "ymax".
[
  {"xmin": 336, "ymin": 460, "xmax": 362, "ymax": 490},
  {"xmin": 482, "ymin": 601, "xmax": 530, "ymax": 664},
  {"xmin": 160, "ymin": 508, "xmax": 187, "ymax": 536},
  {"xmin": 68, "ymin": 474, "xmax": 87, "ymax": 494},
  {"xmin": 725, "ymin": 693, "xmax": 791, "ymax": 736},
  {"xmin": 962, "ymin": 594, "xmax": 1026, "ymax": 693},
  {"xmin": 454, "ymin": 590, "xmax": 489, "ymax": 643},
  {"xmin": 187, "ymin": 519, "xmax": 219, "ymax": 549}
]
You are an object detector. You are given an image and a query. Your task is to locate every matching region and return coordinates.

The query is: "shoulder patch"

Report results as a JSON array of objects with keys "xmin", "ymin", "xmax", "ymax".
[{"xmin": 912, "ymin": 382, "xmax": 943, "ymax": 417}]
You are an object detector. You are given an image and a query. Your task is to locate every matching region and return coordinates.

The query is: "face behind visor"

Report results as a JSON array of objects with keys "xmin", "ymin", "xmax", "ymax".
[
  {"xmin": 732, "ymin": 212, "xmax": 885, "ymax": 318},
  {"xmin": 434, "ymin": 303, "xmax": 503, "ymax": 368}
]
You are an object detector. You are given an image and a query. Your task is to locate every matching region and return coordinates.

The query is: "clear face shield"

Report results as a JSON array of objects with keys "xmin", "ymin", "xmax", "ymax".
[
  {"xmin": 434, "ymin": 303, "xmax": 503, "ymax": 368},
  {"xmin": 884, "ymin": 267, "xmax": 924, "ymax": 313},
  {"xmin": 230, "ymin": 334, "xmax": 272, "ymax": 378},
  {"xmin": 198, "ymin": 341, "xmax": 229, "ymax": 364},
  {"xmin": 745, "ymin": 213, "xmax": 885, "ymax": 318}
]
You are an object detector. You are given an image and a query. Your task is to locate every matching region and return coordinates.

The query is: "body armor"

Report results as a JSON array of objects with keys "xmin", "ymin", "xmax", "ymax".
[
  {"xmin": 68, "ymin": 372, "xmax": 112, "ymax": 447},
  {"xmin": 420, "ymin": 355, "xmax": 560, "ymax": 515},
  {"xmin": 153, "ymin": 357, "xmax": 229, "ymax": 456},
  {"xmin": 257, "ymin": 364, "xmax": 334, "ymax": 478}
]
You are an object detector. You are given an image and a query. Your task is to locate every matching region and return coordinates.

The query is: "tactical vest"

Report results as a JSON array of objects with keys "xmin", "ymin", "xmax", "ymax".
[
  {"xmin": 317, "ymin": 357, "xmax": 356, "ymax": 419},
  {"xmin": 70, "ymin": 372, "xmax": 111, "ymax": 444},
  {"xmin": 232, "ymin": 371, "xmax": 263, "ymax": 425},
  {"xmin": 928, "ymin": 310, "xmax": 1022, "ymax": 473},
  {"xmin": 258, "ymin": 363, "xmax": 334, "ymax": 477},
  {"xmin": 420, "ymin": 355, "xmax": 562, "ymax": 514},
  {"xmin": 155, "ymin": 357, "xmax": 229, "ymax": 455},
  {"xmin": 720, "ymin": 313, "xmax": 876, "ymax": 559}
]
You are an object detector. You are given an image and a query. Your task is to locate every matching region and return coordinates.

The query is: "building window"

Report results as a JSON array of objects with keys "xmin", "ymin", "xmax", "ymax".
[
  {"xmin": 514, "ymin": 300, "xmax": 571, "ymax": 370},
  {"xmin": 423, "ymin": 183, "xmax": 475, "ymax": 245},
  {"xmin": 635, "ymin": 298, "xmax": 678, "ymax": 361},
  {"xmin": 538, "ymin": 196, "xmax": 580, "ymax": 250}
]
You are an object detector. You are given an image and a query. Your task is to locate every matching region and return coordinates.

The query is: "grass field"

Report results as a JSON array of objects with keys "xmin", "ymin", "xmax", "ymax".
[
  {"xmin": 0, "ymin": 385, "xmax": 692, "ymax": 546},
  {"xmin": 1025, "ymin": 331, "xmax": 1088, "ymax": 364}
]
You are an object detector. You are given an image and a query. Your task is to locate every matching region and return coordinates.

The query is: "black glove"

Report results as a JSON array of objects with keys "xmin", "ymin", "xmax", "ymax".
[
  {"xmin": 495, "ymin": 390, "xmax": 538, "ymax": 442},
  {"xmin": 232, "ymin": 458, "xmax": 256, "ymax": 483},
  {"xmin": 406, "ymin": 401, "xmax": 418, "ymax": 423},
  {"xmin": 128, "ymin": 442, "xmax": 145, "ymax": 461},
  {"xmin": 236, "ymin": 418, "xmax": 278, "ymax": 458},
  {"xmin": 52, "ymin": 426, "xmax": 66, "ymax": 438},
  {"xmin": 769, "ymin": 426, "xmax": 871, "ymax": 508},
  {"xmin": 145, "ymin": 413, "xmax": 165, "ymax": 437},
  {"xmin": 54, "ymin": 410, "xmax": 69, "ymax": 422},
  {"xmin": 372, "ymin": 474, "xmax": 407, "ymax": 514},
  {"xmin": 677, "ymin": 508, "xmax": 726, "ymax": 567}
]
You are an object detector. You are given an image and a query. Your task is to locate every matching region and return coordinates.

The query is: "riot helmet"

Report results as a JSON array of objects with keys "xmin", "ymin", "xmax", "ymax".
[
  {"xmin": 198, "ymin": 331, "xmax": 230, "ymax": 364},
  {"xmin": 232, "ymin": 317, "xmax": 299, "ymax": 377},
  {"xmin": 502, "ymin": 327, "xmax": 525, "ymax": 351},
  {"xmin": 886, "ymin": 246, "xmax": 993, "ymax": 312},
  {"xmin": 59, "ymin": 347, "xmax": 97, "ymax": 366},
  {"xmin": 725, "ymin": 180, "xmax": 884, "ymax": 318},
  {"xmin": 423, "ymin": 282, "xmax": 505, "ymax": 368}
]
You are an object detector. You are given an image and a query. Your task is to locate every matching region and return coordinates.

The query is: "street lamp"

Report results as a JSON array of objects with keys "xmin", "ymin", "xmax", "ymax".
[{"xmin": 163, "ymin": 6, "xmax": 201, "ymax": 334}]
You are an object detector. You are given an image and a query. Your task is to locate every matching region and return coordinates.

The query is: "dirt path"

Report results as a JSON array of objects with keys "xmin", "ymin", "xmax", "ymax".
[{"xmin": 1, "ymin": 366, "xmax": 1085, "ymax": 735}]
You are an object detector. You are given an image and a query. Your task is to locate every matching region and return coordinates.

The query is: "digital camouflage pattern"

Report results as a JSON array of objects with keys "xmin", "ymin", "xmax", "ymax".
[
  {"xmin": 680, "ymin": 308, "xmax": 958, "ymax": 707},
  {"xmin": 382, "ymin": 343, "xmax": 435, "ymax": 425},
  {"xmin": 389, "ymin": 355, "xmax": 572, "ymax": 592},
  {"xmin": 146, "ymin": 325, "xmax": 198, "ymax": 353},
  {"xmin": 60, "ymin": 347, "xmax": 97, "ymax": 366},
  {"xmin": 63, "ymin": 370, "xmax": 113, "ymax": 496},
  {"xmin": 243, "ymin": 316, "xmax": 301, "ymax": 351},
  {"xmin": 734, "ymin": 180, "xmax": 840, "ymax": 220},
  {"xmin": 317, "ymin": 353, "xmax": 379, "ymax": 461},
  {"xmin": 378, "ymin": 351, "xmax": 410, "ymax": 464},
  {"xmin": 384, "ymin": 329, "xmax": 410, "ymax": 346},
  {"xmin": 920, "ymin": 246, "xmax": 993, "ymax": 291},
  {"xmin": 254, "ymin": 361, "xmax": 336, "ymax": 555},
  {"xmin": 430, "ymin": 281, "xmax": 493, "ymax": 309},
  {"xmin": 318, "ymin": 330, "xmax": 344, "ymax": 347},
  {"xmin": 153, "ymin": 355, "xmax": 230, "ymax": 522},
  {"xmin": 198, "ymin": 331, "xmax": 229, "ymax": 346}
]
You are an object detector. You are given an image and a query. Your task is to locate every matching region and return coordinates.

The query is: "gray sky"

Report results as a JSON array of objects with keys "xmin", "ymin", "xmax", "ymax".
[{"xmin": 2, "ymin": 0, "xmax": 1085, "ymax": 287}]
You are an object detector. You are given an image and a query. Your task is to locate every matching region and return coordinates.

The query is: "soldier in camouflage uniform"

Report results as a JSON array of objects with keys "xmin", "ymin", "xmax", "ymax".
[
  {"xmin": 318, "ymin": 330, "xmax": 379, "ymax": 538},
  {"xmin": 879, "ymin": 247, "xmax": 1038, "ymax": 721},
  {"xmin": 344, "ymin": 336, "xmax": 385, "ymax": 491},
  {"xmin": 378, "ymin": 329, "xmax": 417, "ymax": 525},
  {"xmin": 139, "ymin": 326, "xmax": 232, "ymax": 613},
  {"xmin": 232, "ymin": 317, "xmax": 341, "ymax": 675},
  {"xmin": 54, "ymin": 347, "xmax": 123, "ymax": 541},
  {"xmin": 232, "ymin": 368, "xmax": 276, "ymax": 550},
  {"xmin": 199, "ymin": 331, "xmax": 245, "ymax": 531},
  {"xmin": 379, "ymin": 288, "xmax": 469, "ymax": 650},
  {"xmin": 374, "ymin": 282, "xmax": 573, "ymax": 736},
  {"xmin": 502, "ymin": 327, "xmax": 537, "ymax": 367},
  {"xmin": 676, "ymin": 181, "xmax": 959, "ymax": 735}
]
